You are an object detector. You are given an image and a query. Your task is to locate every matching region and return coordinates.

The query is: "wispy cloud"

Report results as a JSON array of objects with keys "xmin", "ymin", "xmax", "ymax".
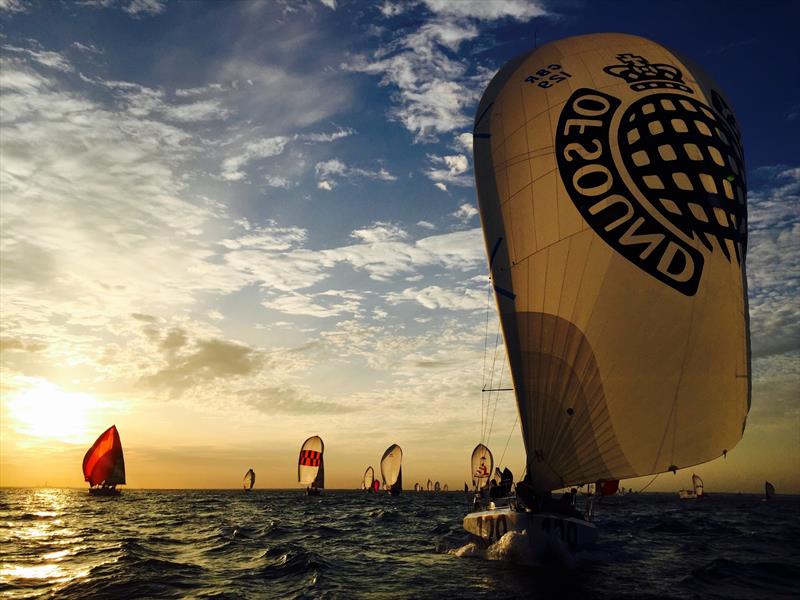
[
  {"xmin": 315, "ymin": 158, "xmax": 396, "ymax": 190},
  {"xmin": 746, "ymin": 166, "xmax": 800, "ymax": 358}
]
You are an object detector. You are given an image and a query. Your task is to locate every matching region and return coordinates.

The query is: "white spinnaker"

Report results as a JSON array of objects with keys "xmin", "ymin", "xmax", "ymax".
[
  {"xmin": 380, "ymin": 444, "xmax": 402, "ymax": 486},
  {"xmin": 243, "ymin": 469, "xmax": 255, "ymax": 490},
  {"xmin": 298, "ymin": 436, "xmax": 324, "ymax": 486},
  {"xmin": 426, "ymin": 479, "xmax": 432, "ymax": 491},
  {"xmin": 363, "ymin": 466, "xmax": 374, "ymax": 489},
  {"xmin": 692, "ymin": 474, "xmax": 704, "ymax": 496},
  {"xmin": 471, "ymin": 444, "xmax": 494, "ymax": 490},
  {"xmin": 473, "ymin": 33, "xmax": 750, "ymax": 492}
]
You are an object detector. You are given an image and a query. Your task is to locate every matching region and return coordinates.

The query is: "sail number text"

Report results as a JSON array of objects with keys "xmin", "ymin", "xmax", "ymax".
[
  {"xmin": 540, "ymin": 517, "xmax": 579, "ymax": 548},
  {"xmin": 475, "ymin": 514, "xmax": 508, "ymax": 543},
  {"xmin": 524, "ymin": 64, "xmax": 572, "ymax": 88}
]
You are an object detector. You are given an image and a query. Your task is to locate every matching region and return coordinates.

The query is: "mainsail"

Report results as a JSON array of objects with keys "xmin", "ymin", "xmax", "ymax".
[
  {"xmin": 363, "ymin": 466, "xmax": 374, "ymax": 491},
  {"xmin": 83, "ymin": 425, "xmax": 125, "ymax": 487},
  {"xmin": 380, "ymin": 444, "xmax": 403, "ymax": 494},
  {"xmin": 243, "ymin": 468, "xmax": 256, "ymax": 490},
  {"xmin": 473, "ymin": 33, "xmax": 750, "ymax": 492},
  {"xmin": 298, "ymin": 436, "xmax": 325, "ymax": 490},
  {"xmin": 471, "ymin": 443, "xmax": 494, "ymax": 491}
]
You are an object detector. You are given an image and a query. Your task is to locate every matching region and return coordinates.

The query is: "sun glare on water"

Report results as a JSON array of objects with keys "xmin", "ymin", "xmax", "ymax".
[{"xmin": 8, "ymin": 380, "xmax": 99, "ymax": 442}]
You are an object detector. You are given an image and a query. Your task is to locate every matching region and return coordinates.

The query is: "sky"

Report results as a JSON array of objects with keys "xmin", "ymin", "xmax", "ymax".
[{"xmin": 0, "ymin": 0, "xmax": 798, "ymax": 492}]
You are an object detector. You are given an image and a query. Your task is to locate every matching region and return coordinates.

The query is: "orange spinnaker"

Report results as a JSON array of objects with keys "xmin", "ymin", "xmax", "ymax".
[{"xmin": 82, "ymin": 425, "xmax": 126, "ymax": 486}]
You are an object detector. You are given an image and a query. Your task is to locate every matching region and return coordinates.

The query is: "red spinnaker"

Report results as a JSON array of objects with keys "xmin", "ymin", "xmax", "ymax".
[
  {"xmin": 596, "ymin": 479, "xmax": 620, "ymax": 496},
  {"xmin": 83, "ymin": 425, "xmax": 126, "ymax": 486}
]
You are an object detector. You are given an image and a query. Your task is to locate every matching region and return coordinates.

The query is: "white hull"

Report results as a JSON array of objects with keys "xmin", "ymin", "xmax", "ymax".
[{"xmin": 463, "ymin": 507, "xmax": 597, "ymax": 556}]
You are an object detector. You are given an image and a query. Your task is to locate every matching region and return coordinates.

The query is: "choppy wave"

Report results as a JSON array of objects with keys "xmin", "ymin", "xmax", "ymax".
[{"xmin": 1, "ymin": 489, "xmax": 798, "ymax": 598}]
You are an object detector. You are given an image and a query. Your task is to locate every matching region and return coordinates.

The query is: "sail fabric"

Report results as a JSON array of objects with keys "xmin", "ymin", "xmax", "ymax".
[
  {"xmin": 426, "ymin": 479, "xmax": 432, "ymax": 491},
  {"xmin": 443, "ymin": 484, "xmax": 449, "ymax": 491},
  {"xmin": 473, "ymin": 33, "xmax": 750, "ymax": 492},
  {"xmin": 471, "ymin": 444, "xmax": 494, "ymax": 490},
  {"xmin": 298, "ymin": 436, "xmax": 324, "ymax": 486},
  {"xmin": 371, "ymin": 479, "xmax": 380, "ymax": 493},
  {"xmin": 380, "ymin": 444, "xmax": 402, "ymax": 487},
  {"xmin": 765, "ymin": 481, "xmax": 775, "ymax": 499},
  {"xmin": 363, "ymin": 466, "xmax": 374, "ymax": 490},
  {"xmin": 596, "ymin": 479, "xmax": 620, "ymax": 496},
  {"xmin": 243, "ymin": 469, "xmax": 255, "ymax": 490},
  {"xmin": 82, "ymin": 425, "xmax": 125, "ymax": 486},
  {"xmin": 434, "ymin": 481, "xmax": 441, "ymax": 492},
  {"xmin": 692, "ymin": 474, "xmax": 704, "ymax": 496}
]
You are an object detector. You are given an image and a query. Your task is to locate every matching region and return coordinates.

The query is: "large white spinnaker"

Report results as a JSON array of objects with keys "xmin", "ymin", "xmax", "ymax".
[
  {"xmin": 471, "ymin": 444, "xmax": 494, "ymax": 491},
  {"xmin": 380, "ymin": 444, "xmax": 403, "ymax": 495},
  {"xmin": 473, "ymin": 32, "xmax": 750, "ymax": 493},
  {"xmin": 692, "ymin": 474, "xmax": 704, "ymax": 497},
  {"xmin": 298, "ymin": 436, "xmax": 324, "ymax": 490},
  {"xmin": 243, "ymin": 468, "xmax": 255, "ymax": 491},
  {"xmin": 362, "ymin": 466, "xmax": 374, "ymax": 491}
]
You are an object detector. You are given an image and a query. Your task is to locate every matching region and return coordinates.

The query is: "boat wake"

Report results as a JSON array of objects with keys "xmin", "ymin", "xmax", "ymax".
[{"xmin": 449, "ymin": 531, "xmax": 542, "ymax": 567}]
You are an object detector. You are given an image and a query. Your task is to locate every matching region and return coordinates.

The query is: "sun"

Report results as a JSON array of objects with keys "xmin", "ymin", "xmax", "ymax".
[{"xmin": 7, "ymin": 379, "xmax": 98, "ymax": 442}]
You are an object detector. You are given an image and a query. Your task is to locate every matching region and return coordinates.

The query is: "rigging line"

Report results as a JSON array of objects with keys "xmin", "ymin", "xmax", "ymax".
[
  {"xmin": 486, "ymin": 347, "xmax": 506, "ymax": 447},
  {"xmin": 637, "ymin": 473, "xmax": 660, "ymax": 494},
  {"xmin": 483, "ymin": 318, "xmax": 503, "ymax": 442},
  {"xmin": 481, "ymin": 285, "xmax": 492, "ymax": 441},
  {"xmin": 497, "ymin": 414, "xmax": 518, "ymax": 468}
]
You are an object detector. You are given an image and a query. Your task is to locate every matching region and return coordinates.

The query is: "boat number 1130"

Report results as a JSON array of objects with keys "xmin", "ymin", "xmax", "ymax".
[{"xmin": 524, "ymin": 64, "xmax": 572, "ymax": 88}]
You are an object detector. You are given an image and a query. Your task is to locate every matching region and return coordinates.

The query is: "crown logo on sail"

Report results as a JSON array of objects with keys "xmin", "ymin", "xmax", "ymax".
[{"xmin": 603, "ymin": 53, "xmax": 693, "ymax": 93}]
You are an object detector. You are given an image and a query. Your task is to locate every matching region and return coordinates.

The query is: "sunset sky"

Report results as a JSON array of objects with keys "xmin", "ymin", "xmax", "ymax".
[{"xmin": 1, "ymin": 0, "xmax": 798, "ymax": 492}]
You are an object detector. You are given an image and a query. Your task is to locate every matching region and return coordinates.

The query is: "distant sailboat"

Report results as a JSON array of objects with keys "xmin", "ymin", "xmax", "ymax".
[
  {"xmin": 426, "ymin": 479, "xmax": 432, "ymax": 492},
  {"xmin": 764, "ymin": 481, "xmax": 775, "ymax": 500},
  {"xmin": 414, "ymin": 482, "xmax": 421, "ymax": 492},
  {"xmin": 83, "ymin": 425, "xmax": 125, "ymax": 496},
  {"xmin": 380, "ymin": 444, "xmax": 402, "ymax": 496},
  {"xmin": 298, "ymin": 436, "xmax": 324, "ymax": 496},
  {"xmin": 362, "ymin": 466, "xmax": 374, "ymax": 492},
  {"xmin": 443, "ymin": 484, "xmax": 449, "ymax": 492},
  {"xmin": 465, "ymin": 32, "xmax": 750, "ymax": 558},
  {"xmin": 243, "ymin": 468, "xmax": 256, "ymax": 491},
  {"xmin": 471, "ymin": 444, "xmax": 493, "ymax": 493},
  {"xmin": 434, "ymin": 481, "xmax": 441, "ymax": 492},
  {"xmin": 679, "ymin": 474, "xmax": 704, "ymax": 499}
]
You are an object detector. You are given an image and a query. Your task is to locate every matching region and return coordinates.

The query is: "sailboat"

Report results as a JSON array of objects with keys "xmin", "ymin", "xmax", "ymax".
[
  {"xmin": 426, "ymin": 479, "xmax": 432, "ymax": 492},
  {"xmin": 362, "ymin": 466, "xmax": 374, "ymax": 492},
  {"xmin": 243, "ymin": 468, "xmax": 256, "ymax": 491},
  {"xmin": 380, "ymin": 444, "xmax": 403, "ymax": 496},
  {"xmin": 298, "ymin": 436, "xmax": 324, "ymax": 496},
  {"xmin": 414, "ymin": 482, "xmax": 421, "ymax": 492},
  {"xmin": 678, "ymin": 474, "xmax": 704, "ymax": 499},
  {"xmin": 443, "ymin": 484, "xmax": 449, "ymax": 492},
  {"xmin": 471, "ymin": 443, "xmax": 493, "ymax": 493},
  {"xmin": 764, "ymin": 481, "xmax": 775, "ymax": 500},
  {"xmin": 465, "ymin": 32, "xmax": 750, "ymax": 558},
  {"xmin": 83, "ymin": 425, "xmax": 125, "ymax": 496}
]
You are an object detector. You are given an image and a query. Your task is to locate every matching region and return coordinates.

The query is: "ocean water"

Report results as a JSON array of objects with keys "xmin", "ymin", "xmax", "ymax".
[{"xmin": 1, "ymin": 489, "xmax": 798, "ymax": 599}]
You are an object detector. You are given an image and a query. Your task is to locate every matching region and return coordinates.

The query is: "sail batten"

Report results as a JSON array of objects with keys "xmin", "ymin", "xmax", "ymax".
[{"xmin": 474, "ymin": 33, "xmax": 750, "ymax": 491}]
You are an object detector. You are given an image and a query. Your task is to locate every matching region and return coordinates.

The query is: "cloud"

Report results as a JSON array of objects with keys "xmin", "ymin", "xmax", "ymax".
[
  {"xmin": 746, "ymin": 166, "xmax": 800, "ymax": 358},
  {"xmin": 141, "ymin": 337, "xmax": 263, "ymax": 396},
  {"xmin": 314, "ymin": 158, "xmax": 396, "ymax": 190},
  {"xmin": 221, "ymin": 136, "xmax": 290, "ymax": 181},
  {"xmin": 378, "ymin": 1, "xmax": 405, "ymax": 17},
  {"xmin": 426, "ymin": 153, "xmax": 471, "ymax": 186},
  {"xmin": 319, "ymin": 0, "xmax": 336, "ymax": 10},
  {"xmin": 421, "ymin": 0, "xmax": 548, "ymax": 20},
  {"xmin": 262, "ymin": 290, "xmax": 363, "ymax": 318},
  {"xmin": 2, "ymin": 44, "xmax": 73, "ymax": 72},
  {"xmin": 242, "ymin": 386, "xmax": 360, "ymax": 415},
  {"xmin": 385, "ymin": 285, "xmax": 485, "ymax": 311},
  {"xmin": 0, "ymin": 0, "xmax": 27, "ymax": 13},
  {"xmin": 350, "ymin": 222, "xmax": 407, "ymax": 243},
  {"xmin": 453, "ymin": 202, "xmax": 478, "ymax": 221},
  {"xmin": 417, "ymin": 220, "xmax": 436, "ymax": 230}
]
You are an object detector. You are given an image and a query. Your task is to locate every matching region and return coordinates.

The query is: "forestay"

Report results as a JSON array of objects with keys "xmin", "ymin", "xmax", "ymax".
[{"xmin": 473, "ymin": 32, "xmax": 750, "ymax": 492}]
